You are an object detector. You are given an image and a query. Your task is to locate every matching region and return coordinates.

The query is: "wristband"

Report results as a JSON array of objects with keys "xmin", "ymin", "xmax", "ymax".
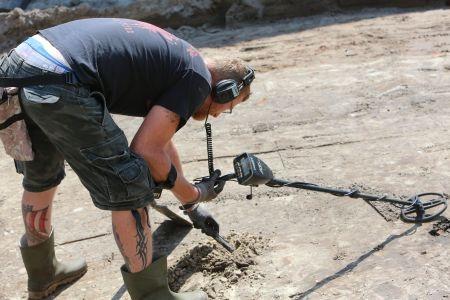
[
  {"xmin": 178, "ymin": 185, "xmax": 199, "ymax": 210},
  {"xmin": 156, "ymin": 164, "xmax": 177, "ymax": 190},
  {"xmin": 179, "ymin": 202, "xmax": 199, "ymax": 212},
  {"xmin": 153, "ymin": 186, "xmax": 162, "ymax": 199}
]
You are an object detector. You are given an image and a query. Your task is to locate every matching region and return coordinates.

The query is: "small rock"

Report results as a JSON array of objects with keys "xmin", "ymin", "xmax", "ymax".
[
  {"xmin": 208, "ymin": 290, "xmax": 216, "ymax": 299},
  {"xmin": 235, "ymin": 261, "xmax": 250, "ymax": 268},
  {"xmin": 73, "ymin": 207, "xmax": 84, "ymax": 213}
]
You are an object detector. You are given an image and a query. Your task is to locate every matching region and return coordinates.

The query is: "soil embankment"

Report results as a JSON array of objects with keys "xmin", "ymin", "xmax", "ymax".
[{"xmin": 0, "ymin": 0, "xmax": 446, "ymax": 52}]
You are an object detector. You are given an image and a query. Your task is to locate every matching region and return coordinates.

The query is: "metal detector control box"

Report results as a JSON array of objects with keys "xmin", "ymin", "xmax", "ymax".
[{"xmin": 233, "ymin": 153, "xmax": 274, "ymax": 186}]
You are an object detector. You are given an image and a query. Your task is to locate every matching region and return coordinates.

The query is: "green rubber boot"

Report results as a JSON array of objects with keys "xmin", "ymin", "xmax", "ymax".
[
  {"xmin": 121, "ymin": 256, "xmax": 208, "ymax": 300},
  {"xmin": 19, "ymin": 230, "xmax": 87, "ymax": 299}
]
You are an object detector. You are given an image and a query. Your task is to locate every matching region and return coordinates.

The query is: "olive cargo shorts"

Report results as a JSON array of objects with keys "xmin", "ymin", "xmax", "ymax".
[{"xmin": 0, "ymin": 50, "xmax": 154, "ymax": 211}]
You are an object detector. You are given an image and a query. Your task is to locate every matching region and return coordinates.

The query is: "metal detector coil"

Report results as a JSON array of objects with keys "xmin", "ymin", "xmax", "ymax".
[{"xmin": 400, "ymin": 193, "xmax": 448, "ymax": 223}]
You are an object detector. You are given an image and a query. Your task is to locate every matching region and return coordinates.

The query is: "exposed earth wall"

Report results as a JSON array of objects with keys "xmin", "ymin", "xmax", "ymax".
[{"xmin": 0, "ymin": 0, "xmax": 446, "ymax": 52}]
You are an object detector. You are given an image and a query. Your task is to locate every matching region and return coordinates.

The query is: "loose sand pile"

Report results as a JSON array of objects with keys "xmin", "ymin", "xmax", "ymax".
[
  {"xmin": 350, "ymin": 183, "xmax": 403, "ymax": 222},
  {"xmin": 168, "ymin": 232, "xmax": 271, "ymax": 299}
]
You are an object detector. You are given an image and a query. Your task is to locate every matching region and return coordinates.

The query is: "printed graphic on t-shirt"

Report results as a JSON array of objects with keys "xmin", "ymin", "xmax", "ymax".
[
  {"xmin": 187, "ymin": 45, "xmax": 200, "ymax": 58},
  {"xmin": 115, "ymin": 19, "xmax": 179, "ymax": 44}
]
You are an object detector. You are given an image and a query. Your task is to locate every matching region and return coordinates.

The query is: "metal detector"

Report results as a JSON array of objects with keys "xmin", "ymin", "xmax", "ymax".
[
  {"xmin": 223, "ymin": 153, "xmax": 448, "ymax": 223},
  {"xmin": 191, "ymin": 152, "xmax": 447, "ymax": 252}
]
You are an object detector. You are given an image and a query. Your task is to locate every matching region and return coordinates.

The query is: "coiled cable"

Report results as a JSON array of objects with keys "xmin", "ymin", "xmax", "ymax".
[{"xmin": 205, "ymin": 122, "xmax": 214, "ymax": 176}]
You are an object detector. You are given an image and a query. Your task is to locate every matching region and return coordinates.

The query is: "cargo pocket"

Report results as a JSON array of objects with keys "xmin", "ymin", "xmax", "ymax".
[
  {"xmin": 118, "ymin": 152, "xmax": 154, "ymax": 199},
  {"xmin": 77, "ymin": 91, "xmax": 107, "ymax": 126},
  {"xmin": 80, "ymin": 133, "xmax": 153, "ymax": 205},
  {"xmin": 22, "ymin": 87, "xmax": 60, "ymax": 104}
]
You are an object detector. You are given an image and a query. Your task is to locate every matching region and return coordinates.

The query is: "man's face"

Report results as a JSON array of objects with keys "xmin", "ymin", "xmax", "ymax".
[{"xmin": 193, "ymin": 92, "xmax": 250, "ymax": 121}]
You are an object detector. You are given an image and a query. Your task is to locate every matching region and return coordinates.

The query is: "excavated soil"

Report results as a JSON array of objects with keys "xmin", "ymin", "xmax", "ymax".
[
  {"xmin": 429, "ymin": 218, "xmax": 450, "ymax": 236},
  {"xmin": 350, "ymin": 183, "xmax": 404, "ymax": 222},
  {"xmin": 168, "ymin": 233, "xmax": 271, "ymax": 299}
]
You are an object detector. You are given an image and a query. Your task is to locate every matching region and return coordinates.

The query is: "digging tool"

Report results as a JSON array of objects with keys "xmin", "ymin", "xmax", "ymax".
[
  {"xmin": 150, "ymin": 187, "xmax": 192, "ymax": 227},
  {"xmin": 149, "ymin": 200, "xmax": 192, "ymax": 227},
  {"xmin": 150, "ymin": 199, "xmax": 235, "ymax": 252},
  {"xmin": 150, "ymin": 188, "xmax": 234, "ymax": 251},
  {"xmin": 196, "ymin": 220, "xmax": 235, "ymax": 252}
]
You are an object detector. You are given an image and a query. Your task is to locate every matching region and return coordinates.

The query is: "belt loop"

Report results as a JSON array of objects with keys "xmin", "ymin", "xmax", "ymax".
[{"xmin": 65, "ymin": 73, "xmax": 75, "ymax": 85}]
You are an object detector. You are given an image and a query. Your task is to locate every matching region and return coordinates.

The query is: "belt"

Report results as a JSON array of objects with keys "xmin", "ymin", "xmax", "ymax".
[{"xmin": 0, "ymin": 71, "xmax": 77, "ymax": 88}]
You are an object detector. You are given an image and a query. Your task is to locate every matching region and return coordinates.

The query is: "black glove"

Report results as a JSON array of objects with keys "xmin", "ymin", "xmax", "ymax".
[
  {"xmin": 194, "ymin": 169, "xmax": 226, "ymax": 202},
  {"xmin": 184, "ymin": 204, "xmax": 219, "ymax": 234}
]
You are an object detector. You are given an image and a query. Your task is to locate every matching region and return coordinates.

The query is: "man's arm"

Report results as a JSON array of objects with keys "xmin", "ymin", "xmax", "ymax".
[
  {"xmin": 164, "ymin": 140, "xmax": 203, "ymax": 204},
  {"xmin": 130, "ymin": 105, "xmax": 198, "ymax": 204},
  {"xmin": 164, "ymin": 140, "xmax": 183, "ymax": 176}
]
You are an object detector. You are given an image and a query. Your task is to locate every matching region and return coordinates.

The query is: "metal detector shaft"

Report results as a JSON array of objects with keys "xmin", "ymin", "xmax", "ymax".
[
  {"xmin": 266, "ymin": 178, "xmax": 409, "ymax": 205},
  {"xmin": 265, "ymin": 179, "xmax": 447, "ymax": 222}
]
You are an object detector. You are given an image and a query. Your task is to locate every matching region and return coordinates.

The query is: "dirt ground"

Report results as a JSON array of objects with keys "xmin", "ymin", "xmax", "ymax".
[{"xmin": 1, "ymin": 6, "xmax": 450, "ymax": 300}]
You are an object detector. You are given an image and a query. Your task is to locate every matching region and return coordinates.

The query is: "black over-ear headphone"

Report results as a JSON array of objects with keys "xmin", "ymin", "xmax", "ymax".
[{"xmin": 213, "ymin": 67, "xmax": 255, "ymax": 104}]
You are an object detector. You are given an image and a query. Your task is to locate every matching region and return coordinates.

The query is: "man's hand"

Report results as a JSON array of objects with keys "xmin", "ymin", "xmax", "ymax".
[
  {"xmin": 194, "ymin": 170, "xmax": 226, "ymax": 202},
  {"xmin": 184, "ymin": 204, "xmax": 219, "ymax": 234}
]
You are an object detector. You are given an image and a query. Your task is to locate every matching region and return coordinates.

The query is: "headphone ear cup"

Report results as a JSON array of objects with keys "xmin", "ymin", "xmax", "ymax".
[{"xmin": 214, "ymin": 79, "xmax": 239, "ymax": 104}]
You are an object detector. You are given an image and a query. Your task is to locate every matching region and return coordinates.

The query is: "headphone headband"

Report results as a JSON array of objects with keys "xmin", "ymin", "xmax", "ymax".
[{"xmin": 242, "ymin": 67, "xmax": 255, "ymax": 86}]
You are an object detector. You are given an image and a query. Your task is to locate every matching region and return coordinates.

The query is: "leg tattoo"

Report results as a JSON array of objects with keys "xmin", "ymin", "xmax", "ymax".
[
  {"xmin": 143, "ymin": 207, "xmax": 151, "ymax": 228},
  {"xmin": 131, "ymin": 209, "xmax": 151, "ymax": 269},
  {"xmin": 22, "ymin": 204, "xmax": 50, "ymax": 244}
]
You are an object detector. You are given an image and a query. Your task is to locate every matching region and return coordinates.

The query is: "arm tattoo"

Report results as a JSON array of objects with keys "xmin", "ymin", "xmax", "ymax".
[
  {"xmin": 131, "ymin": 208, "xmax": 151, "ymax": 269},
  {"xmin": 22, "ymin": 204, "xmax": 49, "ymax": 244},
  {"xmin": 113, "ymin": 223, "xmax": 132, "ymax": 268}
]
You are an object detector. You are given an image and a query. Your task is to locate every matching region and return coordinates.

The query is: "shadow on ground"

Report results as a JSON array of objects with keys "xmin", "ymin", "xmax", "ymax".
[{"xmin": 289, "ymin": 224, "xmax": 420, "ymax": 299}]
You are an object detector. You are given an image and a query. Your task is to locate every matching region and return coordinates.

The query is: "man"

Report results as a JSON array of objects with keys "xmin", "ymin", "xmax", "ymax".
[{"xmin": 0, "ymin": 18, "xmax": 253, "ymax": 299}]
